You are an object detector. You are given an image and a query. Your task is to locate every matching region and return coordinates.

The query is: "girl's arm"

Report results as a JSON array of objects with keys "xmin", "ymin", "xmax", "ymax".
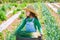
[
  {"xmin": 35, "ymin": 18, "xmax": 43, "ymax": 34},
  {"xmin": 15, "ymin": 18, "xmax": 26, "ymax": 35},
  {"xmin": 8, "ymin": 18, "xmax": 26, "ymax": 40}
]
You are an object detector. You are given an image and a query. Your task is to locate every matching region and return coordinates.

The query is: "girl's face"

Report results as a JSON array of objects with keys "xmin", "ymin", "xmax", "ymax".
[{"xmin": 26, "ymin": 10, "xmax": 30, "ymax": 16}]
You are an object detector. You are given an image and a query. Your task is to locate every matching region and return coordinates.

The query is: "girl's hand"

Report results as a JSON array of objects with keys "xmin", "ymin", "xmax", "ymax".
[
  {"xmin": 40, "ymin": 33, "xmax": 43, "ymax": 37},
  {"xmin": 38, "ymin": 33, "xmax": 43, "ymax": 40}
]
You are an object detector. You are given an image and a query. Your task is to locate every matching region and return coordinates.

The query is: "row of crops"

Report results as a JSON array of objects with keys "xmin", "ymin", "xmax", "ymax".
[
  {"xmin": 46, "ymin": 3, "xmax": 60, "ymax": 15},
  {"xmin": 41, "ymin": 3, "xmax": 60, "ymax": 40}
]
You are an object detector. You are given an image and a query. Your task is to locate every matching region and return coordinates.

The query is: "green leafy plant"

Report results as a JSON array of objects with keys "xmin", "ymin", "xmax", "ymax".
[
  {"xmin": 13, "ymin": 8, "xmax": 21, "ymax": 14},
  {"xmin": 10, "ymin": 3, "xmax": 18, "ymax": 7},
  {"xmin": 19, "ymin": 3, "xmax": 27, "ymax": 10},
  {"xmin": 0, "ymin": 32, "xmax": 4, "ymax": 40},
  {"xmin": 16, "ymin": 8, "xmax": 21, "ymax": 11},
  {"xmin": 0, "ymin": 4, "xmax": 12, "ymax": 12},
  {"xmin": 13, "ymin": 9, "xmax": 17, "ymax": 14},
  {"xmin": 19, "ymin": 11, "xmax": 25, "ymax": 19},
  {"xmin": 0, "ymin": 10, "xmax": 7, "ymax": 21},
  {"xmin": 1, "ymin": 5, "xmax": 6, "ymax": 11},
  {"xmin": 6, "ymin": 4, "xmax": 12, "ymax": 10}
]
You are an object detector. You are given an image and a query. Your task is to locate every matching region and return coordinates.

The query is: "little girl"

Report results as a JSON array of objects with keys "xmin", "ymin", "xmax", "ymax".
[{"xmin": 15, "ymin": 4, "xmax": 43, "ymax": 40}]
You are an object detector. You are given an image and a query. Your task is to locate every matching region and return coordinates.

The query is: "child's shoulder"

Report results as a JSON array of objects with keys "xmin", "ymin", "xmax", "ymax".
[
  {"xmin": 34, "ymin": 18, "xmax": 38, "ymax": 20},
  {"xmin": 22, "ymin": 18, "xmax": 27, "ymax": 21}
]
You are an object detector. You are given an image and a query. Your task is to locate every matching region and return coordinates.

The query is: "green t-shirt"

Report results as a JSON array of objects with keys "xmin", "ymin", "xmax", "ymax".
[{"xmin": 15, "ymin": 17, "xmax": 42, "ymax": 34}]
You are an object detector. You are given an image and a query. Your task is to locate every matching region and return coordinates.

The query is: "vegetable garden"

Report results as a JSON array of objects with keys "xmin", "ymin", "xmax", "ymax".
[{"xmin": 0, "ymin": 2, "xmax": 60, "ymax": 40}]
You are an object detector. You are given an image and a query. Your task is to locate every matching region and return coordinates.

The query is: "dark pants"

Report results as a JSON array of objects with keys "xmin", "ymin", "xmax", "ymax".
[
  {"xmin": 16, "ymin": 36, "xmax": 42, "ymax": 40},
  {"xmin": 16, "ymin": 31, "xmax": 42, "ymax": 40}
]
